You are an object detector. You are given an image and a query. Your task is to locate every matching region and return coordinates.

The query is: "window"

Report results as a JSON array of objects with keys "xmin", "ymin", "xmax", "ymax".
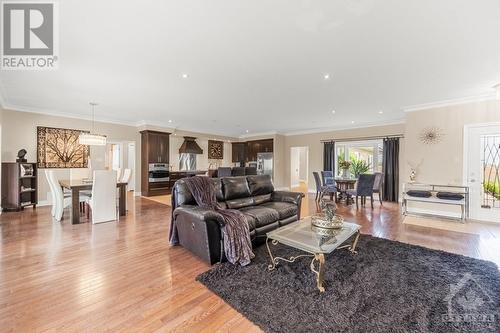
[{"xmin": 335, "ymin": 140, "xmax": 383, "ymax": 176}]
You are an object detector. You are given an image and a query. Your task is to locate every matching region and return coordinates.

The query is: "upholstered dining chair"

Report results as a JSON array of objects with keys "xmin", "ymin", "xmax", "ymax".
[
  {"xmin": 245, "ymin": 166, "xmax": 257, "ymax": 175},
  {"xmin": 45, "ymin": 170, "xmax": 89, "ymax": 222},
  {"xmin": 87, "ymin": 170, "xmax": 117, "ymax": 224},
  {"xmin": 313, "ymin": 172, "xmax": 337, "ymax": 202},
  {"xmin": 217, "ymin": 167, "xmax": 232, "ymax": 177},
  {"xmin": 347, "ymin": 174, "xmax": 376, "ymax": 209},
  {"xmin": 373, "ymin": 172, "xmax": 384, "ymax": 205},
  {"xmin": 321, "ymin": 171, "xmax": 335, "ymax": 186},
  {"xmin": 115, "ymin": 168, "xmax": 122, "ymax": 182},
  {"xmin": 231, "ymin": 167, "xmax": 246, "ymax": 176},
  {"xmin": 121, "ymin": 168, "xmax": 132, "ymax": 184}
]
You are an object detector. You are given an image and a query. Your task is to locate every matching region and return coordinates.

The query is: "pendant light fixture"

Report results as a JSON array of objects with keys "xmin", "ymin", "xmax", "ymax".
[{"xmin": 79, "ymin": 102, "xmax": 107, "ymax": 146}]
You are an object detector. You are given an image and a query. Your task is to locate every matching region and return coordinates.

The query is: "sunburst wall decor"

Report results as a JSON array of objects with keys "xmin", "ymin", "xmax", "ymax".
[{"xmin": 419, "ymin": 127, "xmax": 444, "ymax": 145}]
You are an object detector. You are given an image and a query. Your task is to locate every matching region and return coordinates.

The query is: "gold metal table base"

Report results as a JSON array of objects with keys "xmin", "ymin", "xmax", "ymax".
[{"xmin": 266, "ymin": 231, "xmax": 360, "ymax": 293}]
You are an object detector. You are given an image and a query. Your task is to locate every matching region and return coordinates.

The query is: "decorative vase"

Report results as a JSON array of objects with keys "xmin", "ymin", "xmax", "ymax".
[{"xmin": 342, "ymin": 169, "xmax": 349, "ymax": 178}]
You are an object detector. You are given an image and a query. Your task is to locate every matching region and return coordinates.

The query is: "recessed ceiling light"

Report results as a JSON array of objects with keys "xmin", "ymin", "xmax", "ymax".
[
  {"xmin": 323, "ymin": 73, "xmax": 330, "ymax": 80},
  {"xmin": 331, "ymin": 110, "xmax": 336, "ymax": 114},
  {"xmin": 168, "ymin": 119, "xmax": 173, "ymax": 123},
  {"xmin": 246, "ymin": 130, "xmax": 249, "ymax": 133},
  {"xmin": 351, "ymin": 120, "xmax": 355, "ymax": 124},
  {"xmin": 378, "ymin": 111, "xmax": 383, "ymax": 114},
  {"xmin": 181, "ymin": 73, "xmax": 189, "ymax": 79}
]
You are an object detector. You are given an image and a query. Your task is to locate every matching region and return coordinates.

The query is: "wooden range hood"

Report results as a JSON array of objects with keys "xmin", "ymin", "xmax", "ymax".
[{"xmin": 178, "ymin": 136, "xmax": 203, "ymax": 154}]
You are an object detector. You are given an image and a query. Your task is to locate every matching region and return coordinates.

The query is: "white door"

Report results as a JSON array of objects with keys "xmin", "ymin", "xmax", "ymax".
[{"xmin": 466, "ymin": 125, "xmax": 500, "ymax": 222}]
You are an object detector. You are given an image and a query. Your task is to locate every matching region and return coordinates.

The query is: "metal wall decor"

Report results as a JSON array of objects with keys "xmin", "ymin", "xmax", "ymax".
[
  {"xmin": 419, "ymin": 127, "xmax": 444, "ymax": 145},
  {"xmin": 208, "ymin": 140, "xmax": 224, "ymax": 159},
  {"xmin": 37, "ymin": 126, "xmax": 90, "ymax": 168}
]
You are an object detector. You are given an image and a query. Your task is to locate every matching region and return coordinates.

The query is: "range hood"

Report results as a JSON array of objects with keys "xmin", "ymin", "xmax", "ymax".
[{"xmin": 179, "ymin": 136, "xmax": 203, "ymax": 154}]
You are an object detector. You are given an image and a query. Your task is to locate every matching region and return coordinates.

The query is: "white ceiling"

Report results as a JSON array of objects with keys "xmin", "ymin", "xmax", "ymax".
[{"xmin": 1, "ymin": 0, "xmax": 500, "ymax": 137}]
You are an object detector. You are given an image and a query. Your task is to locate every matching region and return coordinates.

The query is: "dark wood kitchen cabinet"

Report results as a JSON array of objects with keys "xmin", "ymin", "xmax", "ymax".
[
  {"xmin": 246, "ymin": 139, "xmax": 273, "ymax": 162},
  {"xmin": 142, "ymin": 130, "xmax": 170, "ymax": 163},
  {"xmin": 231, "ymin": 142, "xmax": 247, "ymax": 163},
  {"xmin": 140, "ymin": 130, "xmax": 170, "ymax": 196}
]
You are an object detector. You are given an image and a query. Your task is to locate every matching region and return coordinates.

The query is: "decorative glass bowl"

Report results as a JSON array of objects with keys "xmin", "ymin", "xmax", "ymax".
[{"xmin": 311, "ymin": 213, "xmax": 344, "ymax": 229}]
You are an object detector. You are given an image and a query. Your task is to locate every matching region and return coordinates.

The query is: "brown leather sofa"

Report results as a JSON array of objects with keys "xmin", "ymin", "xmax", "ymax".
[{"xmin": 171, "ymin": 175, "xmax": 304, "ymax": 264}]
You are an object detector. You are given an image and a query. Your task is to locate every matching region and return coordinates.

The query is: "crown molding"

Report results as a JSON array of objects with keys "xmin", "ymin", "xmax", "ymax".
[
  {"xmin": 2, "ymin": 103, "xmax": 139, "ymax": 127},
  {"xmin": 283, "ymin": 119, "xmax": 406, "ymax": 136},
  {"xmin": 403, "ymin": 92, "xmax": 496, "ymax": 112},
  {"xmin": 239, "ymin": 131, "xmax": 279, "ymax": 139}
]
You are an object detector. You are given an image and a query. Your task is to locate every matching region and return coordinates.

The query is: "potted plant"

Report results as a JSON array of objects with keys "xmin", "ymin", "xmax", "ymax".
[{"xmin": 339, "ymin": 160, "xmax": 351, "ymax": 178}]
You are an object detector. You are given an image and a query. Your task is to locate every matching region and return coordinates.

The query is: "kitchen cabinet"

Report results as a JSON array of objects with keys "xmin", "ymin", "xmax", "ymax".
[
  {"xmin": 246, "ymin": 139, "xmax": 273, "ymax": 162},
  {"xmin": 231, "ymin": 142, "xmax": 247, "ymax": 163},
  {"xmin": 140, "ymin": 130, "xmax": 170, "ymax": 196}
]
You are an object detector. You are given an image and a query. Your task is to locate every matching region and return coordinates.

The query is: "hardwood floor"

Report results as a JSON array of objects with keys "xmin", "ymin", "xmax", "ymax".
[{"xmin": 1, "ymin": 192, "xmax": 499, "ymax": 332}]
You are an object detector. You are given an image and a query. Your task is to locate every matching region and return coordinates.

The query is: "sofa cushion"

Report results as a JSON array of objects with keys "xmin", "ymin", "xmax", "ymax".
[
  {"xmin": 253, "ymin": 194, "xmax": 272, "ymax": 205},
  {"xmin": 211, "ymin": 178, "xmax": 224, "ymax": 202},
  {"xmin": 239, "ymin": 206, "xmax": 280, "ymax": 227},
  {"xmin": 260, "ymin": 201, "xmax": 298, "ymax": 220},
  {"xmin": 222, "ymin": 177, "xmax": 251, "ymax": 200},
  {"xmin": 226, "ymin": 197, "xmax": 254, "ymax": 209},
  {"xmin": 244, "ymin": 214, "xmax": 256, "ymax": 231},
  {"xmin": 247, "ymin": 175, "xmax": 274, "ymax": 195},
  {"xmin": 173, "ymin": 180, "xmax": 196, "ymax": 206}
]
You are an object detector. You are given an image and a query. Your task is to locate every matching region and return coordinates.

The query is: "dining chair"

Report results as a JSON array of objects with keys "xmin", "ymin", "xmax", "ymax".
[
  {"xmin": 321, "ymin": 171, "xmax": 335, "ymax": 186},
  {"xmin": 347, "ymin": 174, "xmax": 376, "ymax": 208},
  {"xmin": 231, "ymin": 167, "xmax": 246, "ymax": 176},
  {"xmin": 217, "ymin": 167, "xmax": 232, "ymax": 177},
  {"xmin": 115, "ymin": 168, "xmax": 122, "ymax": 182},
  {"xmin": 245, "ymin": 166, "xmax": 257, "ymax": 175},
  {"xmin": 121, "ymin": 168, "xmax": 132, "ymax": 184},
  {"xmin": 313, "ymin": 172, "xmax": 336, "ymax": 202},
  {"xmin": 373, "ymin": 172, "xmax": 384, "ymax": 205},
  {"xmin": 87, "ymin": 170, "xmax": 117, "ymax": 224},
  {"xmin": 46, "ymin": 170, "xmax": 89, "ymax": 221}
]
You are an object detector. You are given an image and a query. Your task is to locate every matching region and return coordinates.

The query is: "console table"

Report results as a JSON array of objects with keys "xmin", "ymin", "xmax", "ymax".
[{"xmin": 402, "ymin": 183, "xmax": 469, "ymax": 221}]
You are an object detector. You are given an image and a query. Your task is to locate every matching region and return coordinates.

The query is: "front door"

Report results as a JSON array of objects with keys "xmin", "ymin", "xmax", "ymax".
[{"xmin": 466, "ymin": 124, "xmax": 500, "ymax": 222}]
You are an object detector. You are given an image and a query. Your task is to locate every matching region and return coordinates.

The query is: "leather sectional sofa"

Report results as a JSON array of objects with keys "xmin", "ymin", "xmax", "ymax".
[{"xmin": 171, "ymin": 175, "xmax": 304, "ymax": 264}]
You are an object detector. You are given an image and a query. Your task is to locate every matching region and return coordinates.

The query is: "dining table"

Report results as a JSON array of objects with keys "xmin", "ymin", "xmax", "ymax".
[
  {"xmin": 59, "ymin": 179, "xmax": 128, "ymax": 224},
  {"xmin": 334, "ymin": 177, "xmax": 357, "ymax": 204}
]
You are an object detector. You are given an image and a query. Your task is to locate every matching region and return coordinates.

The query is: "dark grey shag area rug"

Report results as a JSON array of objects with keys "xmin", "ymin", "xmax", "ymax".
[{"xmin": 197, "ymin": 235, "xmax": 500, "ymax": 333}]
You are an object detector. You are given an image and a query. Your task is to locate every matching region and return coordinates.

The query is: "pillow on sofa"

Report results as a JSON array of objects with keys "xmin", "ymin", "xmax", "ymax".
[
  {"xmin": 222, "ymin": 177, "xmax": 251, "ymax": 200},
  {"xmin": 247, "ymin": 175, "xmax": 274, "ymax": 195},
  {"xmin": 406, "ymin": 190, "xmax": 432, "ymax": 198}
]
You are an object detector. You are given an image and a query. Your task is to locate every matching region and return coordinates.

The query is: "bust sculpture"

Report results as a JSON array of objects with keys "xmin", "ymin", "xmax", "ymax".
[{"xmin": 16, "ymin": 149, "xmax": 27, "ymax": 162}]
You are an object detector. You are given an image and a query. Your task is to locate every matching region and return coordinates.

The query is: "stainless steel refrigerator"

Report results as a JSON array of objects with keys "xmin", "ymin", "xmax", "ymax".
[{"xmin": 257, "ymin": 153, "xmax": 273, "ymax": 180}]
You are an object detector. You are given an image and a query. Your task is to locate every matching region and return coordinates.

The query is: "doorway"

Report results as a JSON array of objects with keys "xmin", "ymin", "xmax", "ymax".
[
  {"xmin": 290, "ymin": 146, "xmax": 309, "ymax": 193},
  {"xmin": 465, "ymin": 124, "xmax": 500, "ymax": 222},
  {"xmin": 127, "ymin": 143, "xmax": 136, "ymax": 191}
]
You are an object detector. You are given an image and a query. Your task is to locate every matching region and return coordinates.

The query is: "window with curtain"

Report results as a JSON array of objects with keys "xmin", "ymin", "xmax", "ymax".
[{"xmin": 334, "ymin": 140, "xmax": 383, "ymax": 176}]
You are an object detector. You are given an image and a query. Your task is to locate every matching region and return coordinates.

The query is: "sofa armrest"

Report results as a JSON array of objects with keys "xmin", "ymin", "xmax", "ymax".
[
  {"xmin": 173, "ymin": 206, "xmax": 226, "ymax": 227},
  {"xmin": 271, "ymin": 191, "xmax": 305, "ymax": 205}
]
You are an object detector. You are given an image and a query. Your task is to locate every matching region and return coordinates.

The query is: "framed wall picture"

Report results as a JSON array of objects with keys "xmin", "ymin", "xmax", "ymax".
[
  {"xmin": 208, "ymin": 140, "xmax": 224, "ymax": 160},
  {"xmin": 37, "ymin": 126, "xmax": 90, "ymax": 168}
]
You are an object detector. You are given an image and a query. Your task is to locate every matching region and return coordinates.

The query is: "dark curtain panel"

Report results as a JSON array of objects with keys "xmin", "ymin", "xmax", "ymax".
[
  {"xmin": 383, "ymin": 138, "xmax": 400, "ymax": 202},
  {"xmin": 323, "ymin": 142, "xmax": 335, "ymax": 174}
]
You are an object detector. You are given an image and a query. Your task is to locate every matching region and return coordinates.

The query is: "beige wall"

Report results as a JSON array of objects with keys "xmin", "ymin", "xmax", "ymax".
[
  {"xmin": 1, "ymin": 108, "xmax": 142, "ymax": 203},
  {"xmin": 284, "ymin": 124, "xmax": 406, "ymax": 192},
  {"xmin": 0, "ymin": 109, "xmax": 239, "ymax": 203},
  {"xmin": 404, "ymin": 99, "xmax": 500, "ymax": 185}
]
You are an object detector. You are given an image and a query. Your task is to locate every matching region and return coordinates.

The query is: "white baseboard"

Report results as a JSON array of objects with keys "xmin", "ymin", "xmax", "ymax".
[
  {"xmin": 134, "ymin": 191, "xmax": 142, "ymax": 197},
  {"xmin": 37, "ymin": 200, "xmax": 50, "ymax": 207}
]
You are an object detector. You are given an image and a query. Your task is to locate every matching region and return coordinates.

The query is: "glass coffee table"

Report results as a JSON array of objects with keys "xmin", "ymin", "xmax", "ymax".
[{"xmin": 266, "ymin": 218, "xmax": 361, "ymax": 292}]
